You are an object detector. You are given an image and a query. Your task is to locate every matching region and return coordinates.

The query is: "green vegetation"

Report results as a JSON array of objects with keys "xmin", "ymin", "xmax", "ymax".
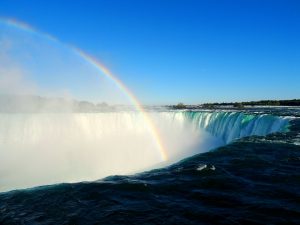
[
  {"xmin": 170, "ymin": 99, "xmax": 300, "ymax": 110},
  {"xmin": 202, "ymin": 103, "xmax": 216, "ymax": 109},
  {"xmin": 173, "ymin": 103, "xmax": 187, "ymax": 109},
  {"xmin": 233, "ymin": 102, "xmax": 244, "ymax": 109},
  {"xmin": 202, "ymin": 99, "xmax": 300, "ymax": 107}
]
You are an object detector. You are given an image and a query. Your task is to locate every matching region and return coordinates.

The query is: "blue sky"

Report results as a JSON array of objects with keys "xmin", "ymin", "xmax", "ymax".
[{"xmin": 0, "ymin": 0, "xmax": 299, "ymax": 104}]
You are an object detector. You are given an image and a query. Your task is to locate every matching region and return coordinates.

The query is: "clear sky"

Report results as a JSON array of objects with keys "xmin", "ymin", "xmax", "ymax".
[{"xmin": 0, "ymin": 0, "xmax": 299, "ymax": 104}]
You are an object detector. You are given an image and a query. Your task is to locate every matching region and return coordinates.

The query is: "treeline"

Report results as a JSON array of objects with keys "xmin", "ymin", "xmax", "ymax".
[
  {"xmin": 240, "ymin": 99, "xmax": 300, "ymax": 106},
  {"xmin": 171, "ymin": 99, "xmax": 300, "ymax": 109},
  {"xmin": 210, "ymin": 99, "xmax": 300, "ymax": 107}
]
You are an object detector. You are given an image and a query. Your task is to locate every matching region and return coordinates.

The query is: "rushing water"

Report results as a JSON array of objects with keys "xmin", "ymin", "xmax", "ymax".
[{"xmin": 0, "ymin": 108, "xmax": 299, "ymax": 224}]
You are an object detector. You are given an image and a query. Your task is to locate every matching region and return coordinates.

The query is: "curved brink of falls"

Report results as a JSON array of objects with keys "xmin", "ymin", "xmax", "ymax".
[
  {"xmin": 0, "ymin": 110, "xmax": 290, "ymax": 192},
  {"xmin": 176, "ymin": 111, "xmax": 290, "ymax": 143}
]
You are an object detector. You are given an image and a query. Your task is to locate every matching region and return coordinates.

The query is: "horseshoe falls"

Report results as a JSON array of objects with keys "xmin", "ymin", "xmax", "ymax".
[
  {"xmin": 172, "ymin": 111, "xmax": 290, "ymax": 143},
  {"xmin": 1, "ymin": 108, "xmax": 300, "ymax": 225},
  {"xmin": 0, "ymin": 110, "xmax": 290, "ymax": 192}
]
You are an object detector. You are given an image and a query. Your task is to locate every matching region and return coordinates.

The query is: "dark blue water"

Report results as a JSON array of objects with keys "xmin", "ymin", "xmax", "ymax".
[{"xmin": 1, "ymin": 108, "xmax": 300, "ymax": 225}]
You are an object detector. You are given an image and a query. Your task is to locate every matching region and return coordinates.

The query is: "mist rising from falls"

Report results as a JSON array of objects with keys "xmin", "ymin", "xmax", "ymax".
[
  {"xmin": 0, "ymin": 112, "xmax": 218, "ymax": 192},
  {"xmin": 0, "ymin": 111, "xmax": 289, "ymax": 192}
]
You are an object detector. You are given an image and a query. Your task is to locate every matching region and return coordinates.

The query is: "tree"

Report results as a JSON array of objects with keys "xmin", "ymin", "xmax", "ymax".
[
  {"xmin": 233, "ymin": 102, "xmax": 244, "ymax": 109},
  {"xmin": 202, "ymin": 103, "xmax": 215, "ymax": 109},
  {"xmin": 174, "ymin": 103, "xmax": 186, "ymax": 109}
]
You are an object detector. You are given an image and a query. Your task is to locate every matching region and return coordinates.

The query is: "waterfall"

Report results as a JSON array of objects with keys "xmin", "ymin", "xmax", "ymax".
[
  {"xmin": 0, "ymin": 110, "xmax": 289, "ymax": 192},
  {"xmin": 179, "ymin": 111, "xmax": 290, "ymax": 143}
]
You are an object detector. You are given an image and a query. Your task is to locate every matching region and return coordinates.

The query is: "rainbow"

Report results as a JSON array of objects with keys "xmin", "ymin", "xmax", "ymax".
[{"xmin": 0, "ymin": 17, "xmax": 168, "ymax": 161}]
